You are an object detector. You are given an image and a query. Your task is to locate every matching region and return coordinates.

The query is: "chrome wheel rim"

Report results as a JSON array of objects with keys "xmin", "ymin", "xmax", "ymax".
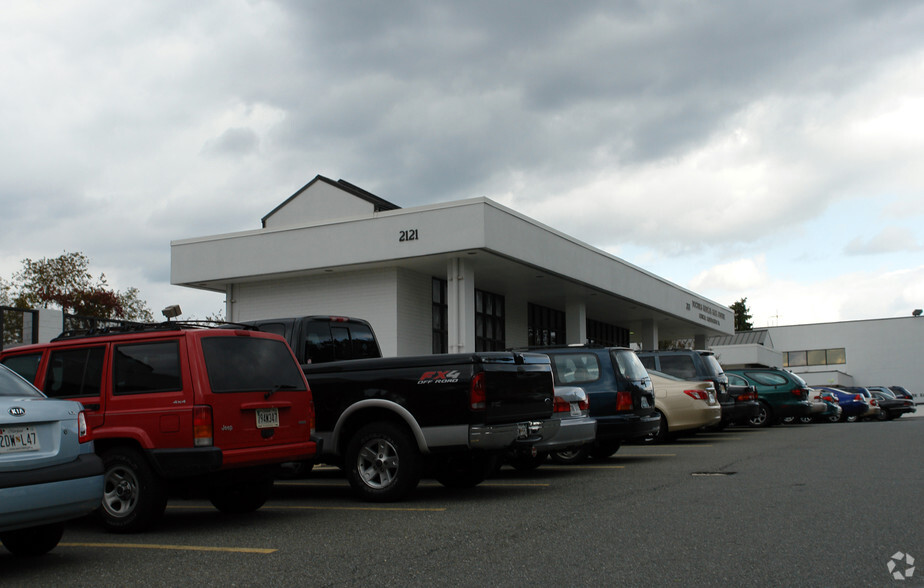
[{"xmin": 356, "ymin": 438, "xmax": 399, "ymax": 489}]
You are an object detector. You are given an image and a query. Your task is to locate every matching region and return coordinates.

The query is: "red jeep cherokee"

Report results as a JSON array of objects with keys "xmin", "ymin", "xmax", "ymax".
[{"xmin": 0, "ymin": 324, "xmax": 316, "ymax": 533}]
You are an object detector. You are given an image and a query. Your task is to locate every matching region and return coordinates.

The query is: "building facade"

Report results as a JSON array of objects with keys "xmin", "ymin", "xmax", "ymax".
[{"xmin": 170, "ymin": 175, "xmax": 735, "ymax": 356}]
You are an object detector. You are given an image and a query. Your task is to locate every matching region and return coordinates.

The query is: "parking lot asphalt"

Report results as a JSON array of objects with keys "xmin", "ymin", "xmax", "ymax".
[{"xmin": 3, "ymin": 415, "xmax": 922, "ymax": 587}]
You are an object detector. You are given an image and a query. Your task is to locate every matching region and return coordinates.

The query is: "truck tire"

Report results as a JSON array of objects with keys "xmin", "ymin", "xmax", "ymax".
[
  {"xmin": 0, "ymin": 522, "xmax": 64, "ymax": 556},
  {"xmin": 433, "ymin": 454, "xmax": 496, "ymax": 488},
  {"xmin": 99, "ymin": 447, "xmax": 167, "ymax": 533},
  {"xmin": 345, "ymin": 422, "xmax": 422, "ymax": 502},
  {"xmin": 209, "ymin": 477, "xmax": 273, "ymax": 513}
]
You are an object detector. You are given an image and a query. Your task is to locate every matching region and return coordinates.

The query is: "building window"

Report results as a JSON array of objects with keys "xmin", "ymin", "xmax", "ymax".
[
  {"xmin": 586, "ymin": 319, "xmax": 629, "ymax": 347},
  {"xmin": 783, "ymin": 348, "xmax": 847, "ymax": 367},
  {"xmin": 432, "ymin": 278, "xmax": 448, "ymax": 354},
  {"xmin": 528, "ymin": 303, "xmax": 565, "ymax": 346},
  {"xmin": 475, "ymin": 289, "xmax": 505, "ymax": 351}
]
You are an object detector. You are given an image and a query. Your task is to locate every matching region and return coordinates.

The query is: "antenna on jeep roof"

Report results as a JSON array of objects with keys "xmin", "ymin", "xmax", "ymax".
[{"xmin": 162, "ymin": 304, "xmax": 182, "ymax": 322}]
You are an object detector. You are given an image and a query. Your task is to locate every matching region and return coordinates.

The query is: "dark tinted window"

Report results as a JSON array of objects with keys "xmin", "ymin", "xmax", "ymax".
[
  {"xmin": 658, "ymin": 354, "xmax": 697, "ymax": 379},
  {"xmin": 1, "ymin": 353, "xmax": 43, "ymax": 384},
  {"xmin": 44, "ymin": 347, "xmax": 105, "ymax": 399},
  {"xmin": 700, "ymin": 354, "xmax": 724, "ymax": 377},
  {"xmin": 303, "ymin": 321, "xmax": 379, "ymax": 363},
  {"xmin": 613, "ymin": 350, "xmax": 648, "ymax": 380},
  {"xmin": 113, "ymin": 341, "xmax": 182, "ymax": 395},
  {"xmin": 201, "ymin": 336, "xmax": 306, "ymax": 393},
  {"xmin": 0, "ymin": 364, "xmax": 44, "ymax": 398},
  {"xmin": 745, "ymin": 371, "xmax": 788, "ymax": 386}
]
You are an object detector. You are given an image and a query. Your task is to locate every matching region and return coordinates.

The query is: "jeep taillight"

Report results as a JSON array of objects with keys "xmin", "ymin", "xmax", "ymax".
[
  {"xmin": 77, "ymin": 411, "xmax": 89, "ymax": 442},
  {"xmin": 616, "ymin": 390, "xmax": 633, "ymax": 411},
  {"xmin": 683, "ymin": 390, "xmax": 709, "ymax": 401},
  {"xmin": 194, "ymin": 405, "xmax": 213, "ymax": 447},
  {"xmin": 470, "ymin": 372, "xmax": 486, "ymax": 410}
]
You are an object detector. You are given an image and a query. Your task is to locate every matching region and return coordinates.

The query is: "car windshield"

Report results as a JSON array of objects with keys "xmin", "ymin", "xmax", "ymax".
[{"xmin": 0, "ymin": 364, "xmax": 45, "ymax": 398}]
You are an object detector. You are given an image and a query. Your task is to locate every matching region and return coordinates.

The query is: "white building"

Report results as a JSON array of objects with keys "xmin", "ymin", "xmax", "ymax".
[
  {"xmin": 170, "ymin": 175, "xmax": 735, "ymax": 356},
  {"xmin": 708, "ymin": 318, "xmax": 924, "ymax": 403}
]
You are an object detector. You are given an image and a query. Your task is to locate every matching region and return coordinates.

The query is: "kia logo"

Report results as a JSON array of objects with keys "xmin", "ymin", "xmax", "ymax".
[{"xmin": 8, "ymin": 407, "xmax": 26, "ymax": 417}]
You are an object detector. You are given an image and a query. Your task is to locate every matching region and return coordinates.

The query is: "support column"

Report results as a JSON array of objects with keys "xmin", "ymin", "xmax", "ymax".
[
  {"xmin": 447, "ymin": 257, "xmax": 476, "ymax": 353},
  {"xmin": 566, "ymin": 299, "xmax": 587, "ymax": 345},
  {"xmin": 640, "ymin": 319, "xmax": 659, "ymax": 350}
]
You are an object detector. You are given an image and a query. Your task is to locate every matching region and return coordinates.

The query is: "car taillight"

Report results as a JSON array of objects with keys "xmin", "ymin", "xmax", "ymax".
[
  {"xmin": 854, "ymin": 394, "xmax": 863, "ymax": 402},
  {"xmin": 683, "ymin": 390, "xmax": 709, "ymax": 401},
  {"xmin": 578, "ymin": 397, "xmax": 590, "ymax": 411},
  {"xmin": 870, "ymin": 398, "xmax": 879, "ymax": 407},
  {"xmin": 553, "ymin": 396, "xmax": 570, "ymax": 413},
  {"xmin": 194, "ymin": 405, "xmax": 213, "ymax": 447},
  {"xmin": 470, "ymin": 372, "xmax": 486, "ymax": 411},
  {"xmin": 616, "ymin": 390, "xmax": 633, "ymax": 411},
  {"xmin": 77, "ymin": 411, "xmax": 89, "ymax": 442},
  {"xmin": 790, "ymin": 388, "xmax": 805, "ymax": 398}
]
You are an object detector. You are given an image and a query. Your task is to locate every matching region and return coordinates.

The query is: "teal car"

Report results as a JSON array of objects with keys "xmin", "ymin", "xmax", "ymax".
[
  {"xmin": 0, "ymin": 364, "xmax": 104, "ymax": 556},
  {"xmin": 724, "ymin": 368, "xmax": 814, "ymax": 427}
]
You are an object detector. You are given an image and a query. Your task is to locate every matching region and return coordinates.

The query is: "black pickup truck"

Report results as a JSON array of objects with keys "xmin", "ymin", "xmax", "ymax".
[{"xmin": 243, "ymin": 316, "xmax": 557, "ymax": 502}]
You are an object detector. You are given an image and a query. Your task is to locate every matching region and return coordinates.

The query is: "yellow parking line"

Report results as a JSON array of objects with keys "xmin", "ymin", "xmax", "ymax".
[{"xmin": 59, "ymin": 543, "xmax": 276, "ymax": 554}]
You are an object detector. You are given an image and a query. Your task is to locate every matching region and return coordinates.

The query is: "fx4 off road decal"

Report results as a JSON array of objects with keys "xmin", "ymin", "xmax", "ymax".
[{"xmin": 417, "ymin": 370, "xmax": 462, "ymax": 384}]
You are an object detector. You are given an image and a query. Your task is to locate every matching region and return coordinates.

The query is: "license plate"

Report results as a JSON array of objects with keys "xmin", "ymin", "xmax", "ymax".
[
  {"xmin": 255, "ymin": 408, "xmax": 279, "ymax": 429},
  {"xmin": 0, "ymin": 426, "xmax": 40, "ymax": 454},
  {"xmin": 570, "ymin": 402, "xmax": 581, "ymax": 416}
]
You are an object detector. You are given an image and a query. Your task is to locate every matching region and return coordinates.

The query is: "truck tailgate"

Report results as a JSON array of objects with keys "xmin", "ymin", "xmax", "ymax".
[{"xmin": 478, "ymin": 352, "xmax": 554, "ymax": 424}]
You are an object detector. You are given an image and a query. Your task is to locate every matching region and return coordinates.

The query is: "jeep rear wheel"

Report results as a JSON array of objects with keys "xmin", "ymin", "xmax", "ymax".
[
  {"xmin": 345, "ymin": 422, "xmax": 422, "ymax": 502},
  {"xmin": 100, "ymin": 448, "xmax": 167, "ymax": 533}
]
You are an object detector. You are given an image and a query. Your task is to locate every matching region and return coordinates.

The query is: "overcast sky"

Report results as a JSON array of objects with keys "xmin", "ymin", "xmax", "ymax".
[{"xmin": 3, "ymin": 1, "xmax": 924, "ymax": 327}]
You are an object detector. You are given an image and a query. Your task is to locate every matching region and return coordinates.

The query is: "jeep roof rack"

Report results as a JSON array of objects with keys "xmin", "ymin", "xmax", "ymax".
[{"xmin": 51, "ymin": 320, "xmax": 258, "ymax": 342}]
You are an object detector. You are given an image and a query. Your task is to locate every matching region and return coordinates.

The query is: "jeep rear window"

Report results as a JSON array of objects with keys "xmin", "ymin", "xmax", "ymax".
[
  {"xmin": 549, "ymin": 353, "xmax": 600, "ymax": 385},
  {"xmin": 201, "ymin": 336, "xmax": 306, "ymax": 393},
  {"xmin": 113, "ymin": 341, "xmax": 182, "ymax": 395}
]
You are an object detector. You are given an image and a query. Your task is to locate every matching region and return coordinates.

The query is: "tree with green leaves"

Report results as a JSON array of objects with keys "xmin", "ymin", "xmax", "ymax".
[
  {"xmin": 730, "ymin": 297, "xmax": 753, "ymax": 332},
  {"xmin": 7, "ymin": 252, "xmax": 153, "ymax": 321}
]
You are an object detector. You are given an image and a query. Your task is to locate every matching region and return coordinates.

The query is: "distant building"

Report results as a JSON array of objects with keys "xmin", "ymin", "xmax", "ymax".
[{"xmin": 709, "ymin": 317, "xmax": 924, "ymax": 403}]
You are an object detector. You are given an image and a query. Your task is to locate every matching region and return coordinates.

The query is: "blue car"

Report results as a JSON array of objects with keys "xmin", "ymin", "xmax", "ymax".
[
  {"xmin": 0, "ymin": 364, "xmax": 104, "ymax": 556},
  {"xmin": 814, "ymin": 387, "xmax": 869, "ymax": 422}
]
